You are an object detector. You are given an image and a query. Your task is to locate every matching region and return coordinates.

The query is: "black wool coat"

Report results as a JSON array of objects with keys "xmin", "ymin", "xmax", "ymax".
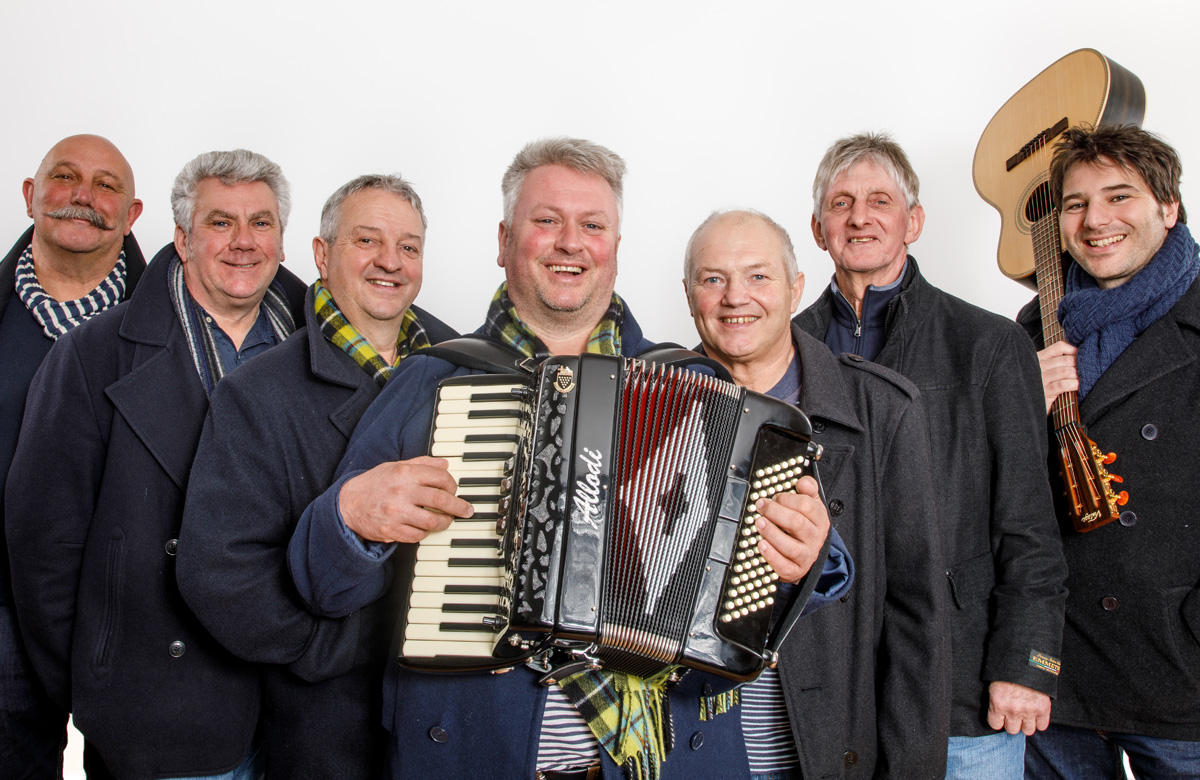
[
  {"xmin": 796, "ymin": 258, "xmax": 1068, "ymax": 738},
  {"xmin": 5, "ymin": 243, "xmax": 307, "ymax": 780},
  {"xmin": 176, "ymin": 289, "xmax": 457, "ymax": 779},
  {"xmin": 1018, "ymin": 276, "xmax": 1200, "ymax": 740}
]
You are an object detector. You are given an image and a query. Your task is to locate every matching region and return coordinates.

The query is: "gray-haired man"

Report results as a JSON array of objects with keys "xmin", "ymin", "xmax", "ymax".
[
  {"xmin": 6, "ymin": 150, "xmax": 307, "ymax": 780},
  {"xmin": 177, "ymin": 175, "xmax": 457, "ymax": 778}
]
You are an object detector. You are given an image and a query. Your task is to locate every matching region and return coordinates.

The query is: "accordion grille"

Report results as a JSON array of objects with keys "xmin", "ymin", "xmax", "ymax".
[{"xmin": 598, "ymin": 361, "xmax": 742, "ymax": 670}]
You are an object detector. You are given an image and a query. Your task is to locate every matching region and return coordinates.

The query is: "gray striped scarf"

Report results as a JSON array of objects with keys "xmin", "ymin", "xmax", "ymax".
[{"xmin": 167, "ymin": 255, "xmax": 295, "ymax": 396}]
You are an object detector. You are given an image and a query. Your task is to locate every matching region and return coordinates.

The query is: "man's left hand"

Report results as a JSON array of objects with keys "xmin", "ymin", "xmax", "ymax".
[
  {"xmin": 987, "ymin": 681, "xmax": 1051, "ymax": 735},
  {"xmin": 756, "ymin": 475, "xmax": 830, "ymax": 584}
]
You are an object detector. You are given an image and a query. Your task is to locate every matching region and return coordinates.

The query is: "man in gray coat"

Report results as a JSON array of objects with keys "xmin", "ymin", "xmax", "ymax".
[
  {"xmin": 795, "ymin": 132, "xmax": 1068, "ymax": 780},
  {"xmin": 1023, "ymin": 125, "xmax": 1200, "ymax": 779}
]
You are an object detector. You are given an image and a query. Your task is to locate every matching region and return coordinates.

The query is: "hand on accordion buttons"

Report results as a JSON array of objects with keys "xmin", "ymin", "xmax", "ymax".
[
  {"xmin": 1036, "ymin": 341, "xmax": 1079, "ymax": 415},
  {"xmin": 338, "ymin": 456, "xmax": 475, "ymax": 544},
  {"xmin": 754, "ymin": 475, "xmax": 830, "ymax": 585}
]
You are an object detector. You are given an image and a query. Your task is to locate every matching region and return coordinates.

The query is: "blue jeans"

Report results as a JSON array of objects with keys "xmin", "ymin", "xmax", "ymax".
[
  {"xmin": 750, "ymin": 770, "xmax": 802, "ymax": 780},
  {"xmin": 945, "ymin": 731, "xmax": 1025, "ymax": 780},
  {"xmin": 0, "ymin": 603, "xmax": 68, "ymax": 780},
  {"xmin": 171, "ymin": 740, "xmax": 263, "ymax": 780},
  {"xmin": 1026, "ymin": 723, "xmax": 1200, "ymax": 780}
]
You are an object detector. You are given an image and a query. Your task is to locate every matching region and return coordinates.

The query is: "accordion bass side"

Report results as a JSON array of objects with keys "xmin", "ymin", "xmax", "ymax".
[{"xmin": 399, "ymin": 353, "xmax": 825, "ymax": 682}]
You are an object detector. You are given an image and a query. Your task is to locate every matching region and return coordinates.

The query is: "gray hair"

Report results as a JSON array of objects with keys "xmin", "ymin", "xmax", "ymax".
[
  {"xmin": 684, "ymin": 208, "xmax": 799, "ymax": 285},
  {"xmin": 812, "ymin": 132, "xmax": 920, "ymax": 216},
  {"xmin": 319, "ymin": 174, "xmax": 427, "ymax": 244},
  {"xmin": 171, "ymin": 149, "xmax": 291, "ymax": 236},
  {"xmin": 501, "ymin": 137, "xmax": 626, "ymax": 229}
]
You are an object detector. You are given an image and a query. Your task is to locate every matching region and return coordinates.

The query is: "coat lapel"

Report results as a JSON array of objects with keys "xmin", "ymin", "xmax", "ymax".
[{"xmin": 304, "ymin": 300, "xmax": 380, "ymax": 442}]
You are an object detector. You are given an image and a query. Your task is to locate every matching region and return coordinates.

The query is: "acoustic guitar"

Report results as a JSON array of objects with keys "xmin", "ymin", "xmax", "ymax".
[{"xmin": 972, "ymin": 48, "xmax": 1142, "ymax": 532}]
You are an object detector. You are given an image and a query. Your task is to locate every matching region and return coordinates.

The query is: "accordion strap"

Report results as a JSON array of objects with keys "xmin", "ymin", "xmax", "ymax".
[
  {"xmin": 418, "ymin": 336, "xmax": 539, "ymax": 375},
  {"xmin": 765, "ymin": 527, "xmax": 832, "ymax": 660}
]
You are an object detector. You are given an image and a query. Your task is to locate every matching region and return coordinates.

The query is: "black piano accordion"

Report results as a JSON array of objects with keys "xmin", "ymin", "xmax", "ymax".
[{"xmin": 399, "ymin": 353, "xmax": 824, "ymax": 682}]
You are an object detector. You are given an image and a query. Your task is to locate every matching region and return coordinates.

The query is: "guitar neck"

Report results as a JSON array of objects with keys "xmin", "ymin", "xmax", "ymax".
[{"xmin": 1031, "ymin": 212, "xmax": 1082, "ymax": 426}]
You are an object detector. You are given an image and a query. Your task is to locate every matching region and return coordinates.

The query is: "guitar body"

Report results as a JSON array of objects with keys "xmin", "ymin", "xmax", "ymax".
[{"xmin": 973, "ymin": 49, "xmax": 1146, "ymax": 288}]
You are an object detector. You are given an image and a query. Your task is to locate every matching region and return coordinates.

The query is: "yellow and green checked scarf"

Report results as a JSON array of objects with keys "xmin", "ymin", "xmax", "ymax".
[
  {"xmin": 483, "ymin": 282, "xmax": 622, "ymax": 359},
  {"xmin": 313, "ymin": 280, "xmax": 430, "ymax": 386},
  {"xmin": 484, "ymin": 282, "xmax": 677, "ymax": 779}
]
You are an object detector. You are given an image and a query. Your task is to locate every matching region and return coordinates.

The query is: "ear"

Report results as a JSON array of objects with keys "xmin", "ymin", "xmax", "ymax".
[
  {"xmin": 496, "ymin": 221, "xmax": 509, "ymax": 268},
  {"xmin": 312, "ymin": 236, "xmax": 329, "ymax": 279},
  {"xmin": 173, "ymin": 225, "xmax": 189, "ymax": 263},
  {"xmin": 811, "ymin": 214, "xmax": 828, "ymax": 251},
  {"xmin": 905, "ymin": 204, "xmax": 926, "ymax": 245},
  {"xmin": 789, "ymin": 271, "xmax": 806, "ymax": 314},
  {"xmin": 681, "ymin": 278, "xmax": 694, "ymax": 316},
  {"xmin": 1163, "ymin": 200, "xmax": 1181, "ymax": 229},
  {"xmin": 22, "ymin": 179, "xmax": 34, "ymax": 219},
  {"xmin": 124, "ymin": 199, "xmax": 144, "ymax": 235}
]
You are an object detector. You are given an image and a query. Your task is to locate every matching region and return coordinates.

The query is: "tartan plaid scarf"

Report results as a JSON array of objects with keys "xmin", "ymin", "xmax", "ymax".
[
  {"xmin": 15, "ymin": 244, "xmax": 127, "ymax": 339},
  {"xmin": 482, "ymin": 282, "xmax": 622, "ymax": 358},
  {"xmin": 313, "ymin": 280, "xmax": 430, "ymax": 386},
  {"xmin": 168, "ymin": 255, "xmax": 296, "ymax": 396},
  {"xmin": 485, "ymin": 283, "xmax": 675, "ymax": 778}
]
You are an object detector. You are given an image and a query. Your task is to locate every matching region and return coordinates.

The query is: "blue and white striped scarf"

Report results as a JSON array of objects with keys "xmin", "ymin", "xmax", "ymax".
[{"xmin": 15, "ymin": 244, "xmax": 127, "ymax": 339}]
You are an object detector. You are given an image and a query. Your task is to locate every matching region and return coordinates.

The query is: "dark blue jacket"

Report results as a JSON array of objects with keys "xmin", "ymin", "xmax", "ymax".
[
  {"xmin": 0, "ymin": 226, "xmax": 146, "ymax": 605},
  {"xmin": 5, "ymin": 243, "xmax": 306, "ymax": 780},
  {"xmin": 177, "ymin": 287, "xmax": 456, "ymax": 779}
]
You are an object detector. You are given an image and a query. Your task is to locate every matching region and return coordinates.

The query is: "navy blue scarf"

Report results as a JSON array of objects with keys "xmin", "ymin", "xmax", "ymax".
[{"xmin": 1058, "ymin": 222, "xmax": 1199, "ymax": 398}]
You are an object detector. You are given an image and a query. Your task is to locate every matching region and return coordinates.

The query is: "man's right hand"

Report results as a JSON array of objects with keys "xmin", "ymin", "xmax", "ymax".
[
  {"xmin": 1037, "ymin": 341, "xmax": 1080, "ymax": 415},
  {"xmin": 338, "ymin": 456, "xmax": 474, "ymax": 543}
]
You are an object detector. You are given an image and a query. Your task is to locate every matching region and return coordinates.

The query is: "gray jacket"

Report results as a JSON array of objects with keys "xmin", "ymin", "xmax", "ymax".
[{"xmin": 796, "ymin": 258, "xmax": 1067, "ymax": 737}]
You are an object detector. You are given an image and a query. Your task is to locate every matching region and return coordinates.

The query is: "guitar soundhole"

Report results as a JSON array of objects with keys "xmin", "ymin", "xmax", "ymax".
[{"xmin": 1024, "ymin": 181, "xmax": 1055, "ymax": 222}]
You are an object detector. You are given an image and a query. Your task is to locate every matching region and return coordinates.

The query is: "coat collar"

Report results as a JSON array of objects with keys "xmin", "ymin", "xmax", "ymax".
[
  {"xmin": 1082, "ymin": 276, "xmax": 1200, "ymax": 422},
  {"xmin": 792, "ymin": 323, "xmax": 864, "ymax": 434},
  {"xmin": 301, "ymin": 286, "xmax": 384, "ymax": 441}
]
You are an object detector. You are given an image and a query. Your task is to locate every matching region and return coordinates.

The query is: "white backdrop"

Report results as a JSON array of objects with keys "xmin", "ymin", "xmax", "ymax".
[
  {"xmin": 5, "ymin": 1, "xmax": 1193, "ymax": 774},
  {"xmin": 4, "ymin": 0, "xmax": 1198, "ymax": 347}
]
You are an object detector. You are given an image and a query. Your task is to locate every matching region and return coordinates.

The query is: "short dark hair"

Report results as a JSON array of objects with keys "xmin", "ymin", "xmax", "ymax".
[{"xmin": 1051, "ymin": 124, "xmax": 1186, "ymax": 224}]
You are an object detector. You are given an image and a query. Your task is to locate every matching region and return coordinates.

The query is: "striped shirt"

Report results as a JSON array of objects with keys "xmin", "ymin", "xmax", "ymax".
[
  {"xmin": 535, "ymin": 683, "xmax": 601, "ymax": 771},
  {"xmin": 741, "ymin": 666, "xmax": 800, "ymax": 772}
]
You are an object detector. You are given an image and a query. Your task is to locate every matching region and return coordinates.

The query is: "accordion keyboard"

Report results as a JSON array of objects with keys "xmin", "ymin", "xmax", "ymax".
[{"xmin": 401, "ymin": 380, "xmax": 527, "ymax": 660}]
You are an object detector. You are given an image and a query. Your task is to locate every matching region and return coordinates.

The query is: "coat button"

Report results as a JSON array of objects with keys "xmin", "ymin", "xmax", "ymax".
[
  {"xmin": 165, "ymin": 539, "xmax": 178, "ymax": 556},
  {"xmin": 846, "ymin": 354, "xmax": 864, "ymax": 362},
  {"xmin": 168, "ymin": 640, "xmax": 185, "ymax": 658},
  {"xmin": 840, "ymin": 592, "xmax": 851, "ymax": 603},
  {"xmin": 844, "ymin": 750, "xmax": 859, "ymax": 768},
  {"xmin": 812, "ymin": 420, "xmax": 825, "ymax": 433},
  {"xmin": 689, "ymin": 732, "xmax": 704, "ymax": 750},
  {"xmin": 428, "ymin": 726, "xmax": 448, "ymax": 743},
  {"xmin": 1141, "ymin": 423, "xmax": 1158, "ymax": 440},
  {"xmin": 1102, "ymin": 597, "xmax": 1119, "ymax": 611},
  {"xmin": 829, "ymin": 499, "xmax": 844, "ymax": 517},
  {"xmin": 1119, "ymin": 511, "xmax": 1137, "ymax": 527}
]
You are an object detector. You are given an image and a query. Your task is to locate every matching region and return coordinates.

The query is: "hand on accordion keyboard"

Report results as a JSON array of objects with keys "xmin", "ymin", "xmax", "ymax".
[
  {"xmin": 754, "ymin": 475, "xmax": 830, "ymax": 584},
  {"xmin": 338, "ymin": 456, "xmax": 476, "ymax": 544}
]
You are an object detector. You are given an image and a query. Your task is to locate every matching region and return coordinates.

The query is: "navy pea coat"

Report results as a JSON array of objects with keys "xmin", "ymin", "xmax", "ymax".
[
  {"xmin": 5, "ymin": 243, "xmax": 306, "ymax": 780},
  {"xmin": 1018, "ymin": 275, "xmax": 1200, "ymax": 740},
  {"xmin": 177, "ymin": 288, "xmax": 456, "ymax": 779}
]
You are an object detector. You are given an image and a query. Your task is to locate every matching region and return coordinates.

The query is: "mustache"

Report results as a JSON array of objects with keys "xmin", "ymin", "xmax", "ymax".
[{"xmin": 46, "ymin": 206, "xmax": 113, "ymax": 231}]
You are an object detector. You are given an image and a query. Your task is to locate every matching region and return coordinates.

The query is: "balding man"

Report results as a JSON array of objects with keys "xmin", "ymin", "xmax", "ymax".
[
  {"xmin": 7, "ymin": 149, "xmax": 307, "ymax": 780},
  {"xmin": 685, "ymin": 208, "xmax": 946, "ymax": 779},
  {"xmin": 0, "ymin": 135, "xmax": 145, "ymax": 778}
]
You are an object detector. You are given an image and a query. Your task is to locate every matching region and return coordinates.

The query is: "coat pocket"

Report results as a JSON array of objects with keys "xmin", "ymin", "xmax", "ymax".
[
  {"xmin": 91, "ymin": 529, "xmax": 125, "ymax": 673},
  {"xmin": 946, "ymin": 550, "xmax": 995, "ymax": 610}
]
